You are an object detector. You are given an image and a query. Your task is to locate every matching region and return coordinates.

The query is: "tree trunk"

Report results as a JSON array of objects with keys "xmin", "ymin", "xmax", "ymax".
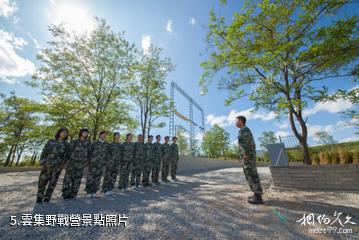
[
  {"xmin": 92, "ymin": 122, "xmax": 98, "ymax": 141},
  {"xmin": 31, "ymin": 153, "xmax": 38, "ymax": 165},
  {"xmin": 15, "ymin": 153, "xmax": 21, "ymax": 166},
  {"xmin": 300, "ymin": 140, "xmax": 311, "ymax": 165},
  {"xmin": 288, "ymin": 110, "xmax": 311, "ymax": 165},
  {"xmin": 142, "ymin": 114, "xmax": 147, "ymax": 139},
  {"xmin": 9, "ymin": 144, "xmax": 17, "ymax": 166},
  {"xmin": 4, "ymin": 144, "xmax": 14, "ymax": 166},
  {"xmin": 15, "ymin": 145, "xmax": 25, "ymax": 166},
  {"xmin": 147, "ymin": 121, "xmax": 152, "ymax": 138}
]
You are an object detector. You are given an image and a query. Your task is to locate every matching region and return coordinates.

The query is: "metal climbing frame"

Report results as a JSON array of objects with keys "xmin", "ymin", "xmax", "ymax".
[{"xmin": 169, "ymin": 81, "xmax": 205, "ymax": 156}]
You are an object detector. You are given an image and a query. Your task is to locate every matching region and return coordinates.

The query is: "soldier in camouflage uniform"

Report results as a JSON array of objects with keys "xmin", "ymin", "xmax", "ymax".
[
  {"xmin": 62, "ymin": 128, "xmax": 91, "ymax": 200},
  {"xmin": 130, "ymin": 134, "xmax": 145, "ymax": 187},
  {"xmin": 236, "ymin": 115, "xmax": 263, "ymax": 204},
  {"xmin": 143, "ymin": 135, "xmax": 154, "ymax": 187},
  {"xmin": 102, "ymin": 132, "xmax": 123, "ymax": 195},
  {"xmin": 170, "ymin": 136, "xmax": 179, "ymax": 181},
  {"xmin": 120, "ymin": 133, "xmax": 135, "ymax": 190},
  {"xmin": 36, "ymin": 128, "xmax": 69, "ymax": 203},
  {"xmin": 161, "ymin": 136, "xmax": 171, "ymax": 182},
  {"xmin": 151, "ymin": 135, "xmax": 162, "ymax": 185},
  {"xmin": 85, "ymin": 131, "xmax": 109, "ymax": 198}
]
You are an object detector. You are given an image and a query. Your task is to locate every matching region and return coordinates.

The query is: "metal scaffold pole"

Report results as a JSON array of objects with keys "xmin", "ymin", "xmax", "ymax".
[
  {"xmin": 169, "ymin": 81, "xmax": 175, "ymax": 139},
  {"xmin": 189, "ymin": 100, "xmax": 194, "ymax": 156},
  {"xmin": 169, "ymin": 81, "xmax": 205, "ymax": 156}
]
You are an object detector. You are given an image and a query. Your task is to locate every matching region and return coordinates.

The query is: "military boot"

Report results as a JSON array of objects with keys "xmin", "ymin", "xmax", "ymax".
[{"xmin": 248, "ymin": 193, "xmax": 263, "ymax": 204}]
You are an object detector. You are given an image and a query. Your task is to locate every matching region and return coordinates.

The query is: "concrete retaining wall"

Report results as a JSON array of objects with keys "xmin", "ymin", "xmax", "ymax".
[
  {"xmin": 0, "ymin": 156, "xmax": 240, "ymax": 174},
  {"xmin": 270, "ymin": 164, "xmax": 359, "ymax": 191},
  {"xmin": 177, "ymin": 155, "xmax": 239, "ymax": 174}
]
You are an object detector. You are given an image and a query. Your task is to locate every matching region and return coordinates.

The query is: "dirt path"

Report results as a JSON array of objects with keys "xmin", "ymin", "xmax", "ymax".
[{"xmin": 0, "ymin": 167, "xmax": 358, "ymax": 240}]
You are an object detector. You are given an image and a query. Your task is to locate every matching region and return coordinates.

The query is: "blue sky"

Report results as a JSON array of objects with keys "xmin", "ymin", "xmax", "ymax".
[{"xmin": 0, "ymin": 0, "xmax": 358, "ymax": 148}]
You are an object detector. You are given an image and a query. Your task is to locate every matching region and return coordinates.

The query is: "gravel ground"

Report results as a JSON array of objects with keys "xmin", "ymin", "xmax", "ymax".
[{"xmin": 0, "ymin": 167, "xmax": 358, "ymax": 240}]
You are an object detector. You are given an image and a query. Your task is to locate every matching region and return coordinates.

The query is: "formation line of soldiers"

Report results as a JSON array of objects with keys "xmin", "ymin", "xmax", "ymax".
[{"xmin": 36, "ymin": 128, "xmax": 179, "ymax": 203}]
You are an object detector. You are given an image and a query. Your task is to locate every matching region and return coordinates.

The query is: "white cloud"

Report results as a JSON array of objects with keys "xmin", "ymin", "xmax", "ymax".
[
  {"xmin": 12, "ymin": 15, "xmax": 20, "ymax": 24},
  {"xmin": 307, "ymin": 119, "xmax": 354, "ymax": 140},
  {"xmin": 228, "ymin": 109, "xmax": 277, "ymax": 123},
  {"xmin": 307, "ymin": 124, "xmax": 323, "ymax": 137},
  {"xmin": 275, "ymin": 130, "xmax": 291, "ymax": 139},
  {"xmin": 166, "ymin": 20, "xmax": 173, "ymax": 33},
  {"xmin": 0, "ymin": 29, "xmax": 35, "ymax": 81},
  {"xmin": 303, "ymin": 98, "xmax": 353, "ymax": 117},
  {"xmin": 49, "ymin": 0, "xmax": 56, "ymax": 6},
  {"xmin": 0, "ymin": 76, "xmax": 18, "ymax": 84},
  {"xmin": 275, "ymin": 122, "xmax": 289, "ymax": 130},
  {"xmin": 50, "ymin": 3, "xmax": 95, "ymax": 34},
  {"xmin": 206, "ymin": 108, "xmax": 277, "ymax": 127},
  {"xmin": 141, "ymin": 35, "xmax": 151, "ymax": 55},
  {"xmin": 27, "ymin": 32, "xmax": 41, "ymax": 49},
  {"xmin": 339, "ymin": 135, "xmax": 359, "ymax": 143},
  {"xmin": 206, "ymin": 114, "xmax": 228, "ymax": 127},
  {"xmin": 195, "ymin": 132, "xmax": 204, "ymax": 142},
  {"xmin": 189, "ymin": 17, "xmax": 196, "ymax": 26},
  {"xmin": 0, "ymin": 0, "xmax": 17, "ymax": 17}
]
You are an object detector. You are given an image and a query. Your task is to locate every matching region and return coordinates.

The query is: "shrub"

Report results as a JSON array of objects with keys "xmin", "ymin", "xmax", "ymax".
[
  {"xmin": 319, "ymin": 151, "xmax": 331, "ymax": 165},
  {"xmin": 353, "ymin": 151, "xmax": 359, "ymax": 164},
  {"xmin": 312, "ymin": 154, "xmax": 320, "ymax": 165},
  {"xmin": 287, "ymin": 150, "xmax": 302, "ymax": 162},
  {"xmin": 331, "ymin": 150, "xmax": 340, "ymax": 164},
  {"xmin": 338, "ymin": 148, "xmax": 353, "ymax": 164}
]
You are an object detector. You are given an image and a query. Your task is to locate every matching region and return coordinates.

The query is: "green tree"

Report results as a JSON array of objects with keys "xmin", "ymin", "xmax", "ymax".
[
  {"xmin": 201, "ymin": 0, "xmax": 359, "ymax": 164},
  {"xmin": 224, "ymin": 144, "xmax": 240, "ymax": 160},
  {"xmin": 26, "ymin": 125, "xmax": 53, "ymax": 165},
  {"xmin": 258, "ymin": 131, "xmax": 278, "ymax": 150},
  {"xmin": 0, "ymin": 92, "xmax": 42, "ymax": 166},
  {"xmin": 42, "ymin": 97, "xmax": 87, "ymax": 140},
  {"xmin": 202, "ymin": 124, "xmax": 230, "ymax": 158},
  {"xmin": 176, "ymin": 127, "xmax": 190, "ymax": 155},
  {"xmin": 30, "ymin": 18, "xmax": 137, "ymax": 140},
  {"xmin": 128, "ymin": 45, "xmax": 175, "ymax": 138},
  {"xmin": 314, "ymin": 131, "xmax": 336, "ymax": 146}
]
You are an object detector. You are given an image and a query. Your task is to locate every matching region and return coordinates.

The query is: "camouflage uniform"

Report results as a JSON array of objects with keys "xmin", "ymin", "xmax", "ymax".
[
  {"xmin": 238, "ymin": 126, "xmax": 263, "ymax": 194},
  {"xmin": 37, "ymin": 139, "xmax": 69, "ymax": 201},
  {"xmin": 102, "ymin": 141, "xmax": 122, "ymax": 192},
  {"xmin": 170, "ymin": 143, "xmax": 179, "ymax": 179},
  {"xmin": 85, "ymin": 140, "xmax": 109, "ymax": 194},
  {"xmin": 143, "ymin": 142, "xmax": 154, "ymax": 185},
  {"xmin": 120, "ymin": 141, "xmax": 134, "ymax": 190},
  {"xmin": 161, "ymin": 143, "xmax": 171, "ymax": 181},
  {"xmin": 151, "ymin": 142, "xmax": 162, "ymax": 183},
  {"xmin": 130, "ymin": 141, "xmax": 145, "ymax": 187},
  {"xmin": 62, "ymin": 139, "xmax": 91, "ymax": 198}
]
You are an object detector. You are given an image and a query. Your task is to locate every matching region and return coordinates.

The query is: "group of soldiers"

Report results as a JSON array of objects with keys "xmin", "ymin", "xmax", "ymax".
[
  {"xmin": 36, "ymin": 115, "xmax": 264, "ymax": 205},
  {"xmin": 36, "ymin": 128, "xmax": 179, "ymax": 203}
]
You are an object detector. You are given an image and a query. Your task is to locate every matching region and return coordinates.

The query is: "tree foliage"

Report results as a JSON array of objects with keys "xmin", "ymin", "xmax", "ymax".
[
  {"xmin": 0, "ymin": 92, "xmax": 44, "ymax": 166},
  {"xmin": 202, "ymin": 124, "xmax": 230, "ymax": 158},
  {"xmin": 176, "ymin": 127, "xmax": 190, "ymax": 155},
  {"xmin": 314, "ymin": 131, "xmax": 336, "ymax": 146},
  {"xmin": 0, "ymin": 18, "xmax": 174, "ymax": 166},
  {"xmin": 128, "ymin": 45, "xmax": 175, "ymax": 138},
  {"xmin": 201, "ymin": 0, "xmax": 359, "ymax": 164},
  {"xmin": 30, "ymin": 18, "xmax": 138, "ymax": 140},
  {"xmin": 258, "ymin": 131, "xmax": 278, "ymax": 150}
]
